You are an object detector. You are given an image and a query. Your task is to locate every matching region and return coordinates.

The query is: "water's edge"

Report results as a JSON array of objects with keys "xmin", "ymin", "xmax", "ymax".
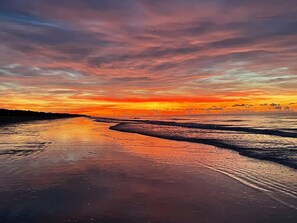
[{"xmin": 109, "ymin": 122, "xmax": 297, "ymax": 170}]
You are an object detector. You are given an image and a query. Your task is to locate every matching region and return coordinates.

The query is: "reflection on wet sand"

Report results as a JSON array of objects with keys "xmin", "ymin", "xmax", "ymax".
[{"xmin": 0, "ymin": 118, "xmax": 296, "ymax": 223}]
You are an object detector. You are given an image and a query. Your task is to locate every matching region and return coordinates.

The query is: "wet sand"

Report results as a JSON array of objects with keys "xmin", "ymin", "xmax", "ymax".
[{"xmin": 0, "ymin": 118, "xmax": 296, "ymax": 223}]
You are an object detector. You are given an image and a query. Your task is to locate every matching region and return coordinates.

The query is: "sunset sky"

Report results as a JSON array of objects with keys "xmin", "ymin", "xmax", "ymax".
[{"xmin": 0, "ymin": 0, "xmax": 297, "ymax": 116}]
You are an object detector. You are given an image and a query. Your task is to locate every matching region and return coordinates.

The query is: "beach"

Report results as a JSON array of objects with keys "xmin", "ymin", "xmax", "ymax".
[{"xmin": 0, "ymin": 117, "xmax": 296, "ymax": 222}]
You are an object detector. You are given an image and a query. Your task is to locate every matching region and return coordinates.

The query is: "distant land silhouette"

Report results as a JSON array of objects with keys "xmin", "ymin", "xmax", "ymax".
[{"xmin": 0, "ymin": 108, "xmax": 84, "ymax": 125}]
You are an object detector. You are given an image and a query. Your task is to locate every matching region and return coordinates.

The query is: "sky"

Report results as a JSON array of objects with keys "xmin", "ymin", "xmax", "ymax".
[{"xmin": 0, "ymin": 0, "xmax": 297, "ymax": 116}]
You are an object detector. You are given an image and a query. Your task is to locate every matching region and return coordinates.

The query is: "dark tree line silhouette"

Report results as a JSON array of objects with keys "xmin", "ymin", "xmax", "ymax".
[{"xmin": 0, "ymin": 108, "xmax": 83, "ymax": 125}]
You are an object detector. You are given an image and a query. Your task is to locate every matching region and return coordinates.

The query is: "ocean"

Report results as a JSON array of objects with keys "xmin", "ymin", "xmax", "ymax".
[{"xmin": 105, "ymin": 113, "xmax": 297, "ymax": 169}]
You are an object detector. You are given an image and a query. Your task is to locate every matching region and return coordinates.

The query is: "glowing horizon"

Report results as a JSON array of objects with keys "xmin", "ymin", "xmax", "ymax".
[{"xmin": 1, "ymin": 0, "xmax": 297, "ymax": 116}]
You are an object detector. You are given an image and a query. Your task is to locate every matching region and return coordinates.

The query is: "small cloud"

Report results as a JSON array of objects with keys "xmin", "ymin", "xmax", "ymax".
[
  {"xmin": 232, "ymin": 104, "xmax": 253, "ymax": 108},
  {"xmin": 269, "ymin": 103, "xmax": 282, "ymax": 110},
  {"xmin": 206, "ymin": 106, "xmax": 224, "ymax": 111},
  {"xmin": 269, "ymin": 103, "xmax": 280, "ymax": 107}
]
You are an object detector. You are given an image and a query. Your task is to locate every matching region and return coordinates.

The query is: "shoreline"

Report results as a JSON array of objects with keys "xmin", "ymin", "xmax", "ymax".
[
  {"xmin": 108, "ymin": 122, "xmax": 297, "ymax": 170},
  {"xmin": 95, "ymin": 117, "xmax": 297, "ymax": 138}
]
